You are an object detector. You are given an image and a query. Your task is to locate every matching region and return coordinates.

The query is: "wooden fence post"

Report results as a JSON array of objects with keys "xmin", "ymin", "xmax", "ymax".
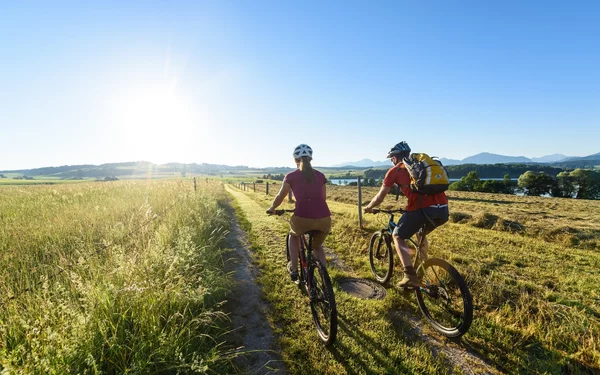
[
  {"xmin": 193, "ymin": 177, "xmax": 197, "ymax": 192},
  {"xmin": 288, "ymin": 189, "xmax": 294, "ymax": 202},
  {"xmin": 253, "ymin": 183, "xmax": 256, "ymax": 192},
  {"xmin": 358, "ymin": 176, "xmax": 363, "ymax": 228},
  {"xmin": 266, "ymin": 182, "xmax": 269, "ymax": 195}
]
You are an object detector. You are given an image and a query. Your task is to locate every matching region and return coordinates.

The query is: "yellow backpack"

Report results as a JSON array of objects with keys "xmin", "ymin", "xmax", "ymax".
[{"xmin": 402, "ymin": 153, "xmax": 449, "ymax": 195}]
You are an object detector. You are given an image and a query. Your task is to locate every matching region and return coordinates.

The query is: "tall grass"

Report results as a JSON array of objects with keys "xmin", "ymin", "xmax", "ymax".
[{"xmin": 0, "ymin": 180, "xmax": 236, "ymax": 373}]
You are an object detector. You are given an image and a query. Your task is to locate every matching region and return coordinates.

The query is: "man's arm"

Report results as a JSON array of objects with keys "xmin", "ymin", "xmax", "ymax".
[
  {"xmin": 267, "ymin": 182, "xmax": 291, "ymax": 213},
  {"xmin": 364, "ymin": 184, "xmax": 392, "ymax": 213}
]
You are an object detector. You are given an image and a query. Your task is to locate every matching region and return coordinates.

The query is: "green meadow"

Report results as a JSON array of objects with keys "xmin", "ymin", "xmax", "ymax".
[{"xmin": 0, "ymin": 180, "xmax": 237, "ymax": 373}]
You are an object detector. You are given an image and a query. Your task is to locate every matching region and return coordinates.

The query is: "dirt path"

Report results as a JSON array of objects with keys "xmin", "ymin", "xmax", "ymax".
[{"xmin": 223, "ymin": 203, "xmax": 286, "ymax": 374}]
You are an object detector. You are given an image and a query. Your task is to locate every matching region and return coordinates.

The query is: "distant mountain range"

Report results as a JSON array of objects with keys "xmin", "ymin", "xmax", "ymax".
[
  {"xmin": 333, "ymin": 152, "xmax": 600, "ymax": 167},
  {"xmin": 1, "ymin": 152, "xmax": 598, "ymax": 180}
]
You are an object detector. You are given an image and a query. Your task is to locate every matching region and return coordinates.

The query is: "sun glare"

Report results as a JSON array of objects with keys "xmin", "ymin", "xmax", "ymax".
[{"xmin": 116, "ymin": 83, "xmax": 196, "ymax": 163}]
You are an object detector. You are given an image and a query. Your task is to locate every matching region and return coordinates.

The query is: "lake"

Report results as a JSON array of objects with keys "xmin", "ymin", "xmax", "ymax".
[{"xmin": 330, "ymin": 177, "xmax": 511, "ymax": 185}]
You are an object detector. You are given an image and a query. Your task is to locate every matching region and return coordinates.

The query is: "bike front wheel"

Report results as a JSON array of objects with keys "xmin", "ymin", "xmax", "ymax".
[
  {"xmin": 369, "ymin": 231, "xmax": 394, "ymax": 284},
  {"xmin": 415, "ymin": 258, "xmax": 473, "ymax": 338},
  {"xmin": 309, "ymin": 260, "xmax": 337, "ymax": 345}
]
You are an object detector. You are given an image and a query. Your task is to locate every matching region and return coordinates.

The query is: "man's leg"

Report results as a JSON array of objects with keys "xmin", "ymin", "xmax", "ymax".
[
  {"xmin": 392, "ymin": 211, "xmax": 424, "ymax": 287},
  {"xmin": 392, "ymin": 235, "xmax": 414, "ymax": 269}
]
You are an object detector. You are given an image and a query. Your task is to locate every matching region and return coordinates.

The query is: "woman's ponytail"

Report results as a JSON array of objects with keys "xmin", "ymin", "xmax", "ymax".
[{"xmin": 297, "ymin": 156, "xmax": 315, "ymax": 183}]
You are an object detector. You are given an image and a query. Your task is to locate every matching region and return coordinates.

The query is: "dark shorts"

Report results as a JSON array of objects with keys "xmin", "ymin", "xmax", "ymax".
[{"xmin": 393, "ymin": 205, "xmax": 449, "ymax": 240}]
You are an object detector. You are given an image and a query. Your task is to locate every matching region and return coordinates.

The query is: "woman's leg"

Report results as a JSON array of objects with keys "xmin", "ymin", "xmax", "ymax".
[
  {"xmin": 312, "ymin": 217, "xmax": 331, "ymax": 267},
  {"xmin": 289, "ymin": 234, "xmax": 300, "ymax": 273},
  {"xmin": 313, "ymin": 245, "xmax": 327, "ymax": 266}
]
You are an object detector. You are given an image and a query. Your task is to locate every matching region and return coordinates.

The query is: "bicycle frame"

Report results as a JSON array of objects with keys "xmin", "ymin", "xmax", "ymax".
[{"xmin": 297, "ymin": 234, "xmax": 314, "ymax": 295}]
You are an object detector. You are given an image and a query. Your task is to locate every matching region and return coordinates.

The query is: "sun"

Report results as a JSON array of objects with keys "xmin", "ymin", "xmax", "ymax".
[{"xmin": 116, "ymin": 82, "xmax": 195, "ymax": 163}]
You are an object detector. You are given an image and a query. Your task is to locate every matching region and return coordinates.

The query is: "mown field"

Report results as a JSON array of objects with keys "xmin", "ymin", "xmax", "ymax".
[
  {"xmin": 0, "ymin": 180, "xmax": 238, "ymax": 373},
  {"xmin": 227, "ymin": 183, "xmax": 600, "ymax": 374}
]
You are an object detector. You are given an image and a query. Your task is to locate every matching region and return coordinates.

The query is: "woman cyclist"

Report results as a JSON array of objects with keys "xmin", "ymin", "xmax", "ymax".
[{"xmin": 266, "ymin": 144, "xmax": 332, "ymax": 282}]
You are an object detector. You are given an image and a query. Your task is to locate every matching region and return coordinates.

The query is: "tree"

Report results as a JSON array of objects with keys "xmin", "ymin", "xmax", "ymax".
[
  {"xmin": 553, "ymin": 171, "xmax": 576, "ymax": 198},
  {"xmin": 463, "ymin": 171, "xmax": 481, "ymax": 191},
  {"xmin": 448, "ymin": 171, "xmax": 480, "ymax": 192},
  {"xmin": 570, "ymin": 169, "xmax": 600, "ymax": 199},
  {"xmin": 517, "ymin": 171, "xmax": 555, "ymax": 196},
  {"xmin": 478, "ymin": 179, "xmax": 514, "ymax": 194}
]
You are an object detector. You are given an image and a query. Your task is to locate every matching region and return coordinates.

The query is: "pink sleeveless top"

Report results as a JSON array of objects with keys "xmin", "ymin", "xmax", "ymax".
[{"xmin": 283, "ymin": 169, "xmax": 331, "ymax": 219}]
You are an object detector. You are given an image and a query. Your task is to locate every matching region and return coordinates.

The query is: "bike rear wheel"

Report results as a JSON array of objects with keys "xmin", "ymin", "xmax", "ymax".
[
  {"xmin": 309, "ymin": 260, "xmax": 337, "ymax": 345},
  {"xmin": 415, "ymin": 258, "xmax": 473, "ymax": 338},
  {"xmin": 369, "ymin": 231, "xmax": 394, "ymax": 284}
]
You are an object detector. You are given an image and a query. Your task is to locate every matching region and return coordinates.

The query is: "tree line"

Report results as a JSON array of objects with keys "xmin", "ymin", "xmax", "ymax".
[
  {"xmin": 449, "ymin": 169, "xmax": 600, "ymax": 199},
  {"xmin": 364, "ymin": 163, "xmax": 567, "ymax": 180},
  {"xmin": 363, "ymin": 166, "xmax": 600, "ymax": 200},
  {"xmin": 517, "ymin": 169, "xmax": 600, "ymax": 199}
]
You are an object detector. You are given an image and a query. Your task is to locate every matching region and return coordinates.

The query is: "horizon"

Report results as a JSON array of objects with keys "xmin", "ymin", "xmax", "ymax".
[
  {"xmin": 2, "ymin": 1, "xmax": 600, "ymax": 170},
  {"xmin": 1, "ymin": 149, "xmax": 597, "ymax": 173}
]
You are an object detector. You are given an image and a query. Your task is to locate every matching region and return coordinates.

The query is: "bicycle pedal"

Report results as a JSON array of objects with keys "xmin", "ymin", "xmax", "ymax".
[{"xmin": 401, "ymin": 283, "xmax": 423, "ymax": 291}]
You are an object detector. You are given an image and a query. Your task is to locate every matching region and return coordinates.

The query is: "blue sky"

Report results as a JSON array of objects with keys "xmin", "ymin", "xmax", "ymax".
[{"xmin": 1, "ymin": 1, "xmax": 599, "ymax": 170}]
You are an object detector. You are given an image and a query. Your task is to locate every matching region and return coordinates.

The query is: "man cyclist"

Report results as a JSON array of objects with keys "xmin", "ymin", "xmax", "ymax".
[{"xmin": 364, "ymin": 141, "xmax": 449, "ymax": 287}]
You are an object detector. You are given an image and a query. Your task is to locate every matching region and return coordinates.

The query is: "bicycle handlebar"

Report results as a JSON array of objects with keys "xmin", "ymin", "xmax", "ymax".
[
  {"xmin": 372, "ymin": 208, "xmax": 405, "ymax": 214},
  {"xmin": 267, "ymin": 209, "xmax": 295, "ymax": 216}
]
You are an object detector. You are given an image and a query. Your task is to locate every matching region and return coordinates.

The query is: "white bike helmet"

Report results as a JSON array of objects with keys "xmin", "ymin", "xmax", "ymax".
[
  {"xmin": 386, "ymin": 141, "xmax": 411, "ymax": 158},
  {"xmin": 293, "ymin": 144, "xmax": 313, "ymax": 158}
]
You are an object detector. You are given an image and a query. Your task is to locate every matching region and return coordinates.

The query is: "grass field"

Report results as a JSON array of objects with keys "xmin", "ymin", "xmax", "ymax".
[
  {"xmin": 0, "ymin": 180, "xmax": 237, "ymax": 373},
  {"xmin": 227, "ymin": 183, "xmax": 600, "ymax": 374},
  {"xmin": 2, "ymin": 179, "xmax": 597, "ymax": 374}
]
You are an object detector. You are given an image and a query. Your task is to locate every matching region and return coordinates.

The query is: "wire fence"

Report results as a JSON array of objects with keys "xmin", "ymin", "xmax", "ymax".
[{"xmin": 229, "ymin": 181, "xmax": 284, "ymax": 195}]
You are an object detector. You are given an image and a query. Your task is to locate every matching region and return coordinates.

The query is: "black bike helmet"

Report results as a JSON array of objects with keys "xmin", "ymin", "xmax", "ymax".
[{"xmin": 386, "ymin": 141, "xmax": 411, "ymax": 158}]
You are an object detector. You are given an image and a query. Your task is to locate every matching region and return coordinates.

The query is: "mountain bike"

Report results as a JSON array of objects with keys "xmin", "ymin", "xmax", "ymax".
[
  {"xmin": 369, "ymin": 208, "xmax": 473, "ymax": 338},
  {"xmin": 270, "ymin": 209, "xmax": 338, "ymax": 345}
]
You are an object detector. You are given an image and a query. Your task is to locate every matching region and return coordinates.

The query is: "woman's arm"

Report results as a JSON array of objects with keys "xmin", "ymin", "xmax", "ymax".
[{"xmin": 267, "ymin": 182, "xmax": 291, "ymax": 213}]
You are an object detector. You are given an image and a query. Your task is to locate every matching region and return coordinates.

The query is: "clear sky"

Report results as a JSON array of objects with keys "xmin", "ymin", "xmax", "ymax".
[{"xmin": 1, "ymin": 1, "xmax": 599, "ymax": 170}]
